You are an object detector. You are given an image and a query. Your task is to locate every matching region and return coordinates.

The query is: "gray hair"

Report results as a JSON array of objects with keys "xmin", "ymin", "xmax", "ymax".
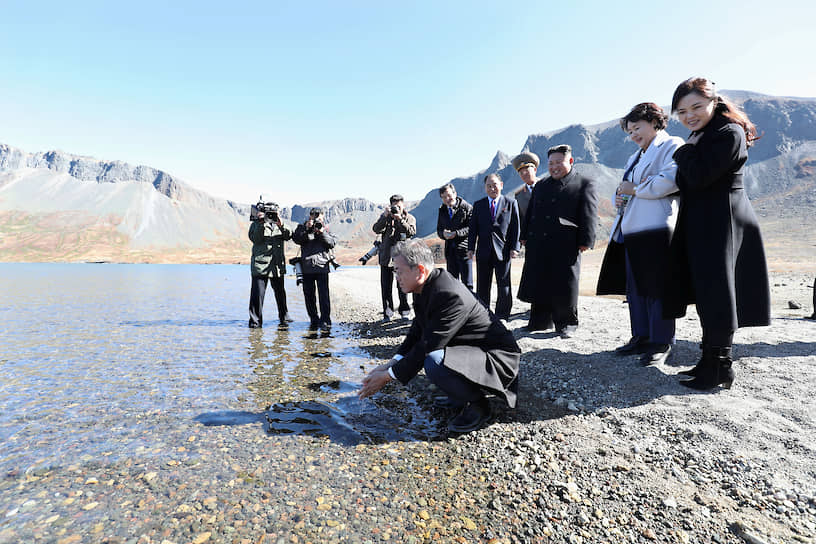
[{"xmin": 392, "ymin": 239, "xmax": 434, "ymax": 270}]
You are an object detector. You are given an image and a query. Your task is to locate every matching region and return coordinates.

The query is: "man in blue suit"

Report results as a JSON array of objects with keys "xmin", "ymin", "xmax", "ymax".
[{"xmin": 468, "ymin": 174, "xmax": 520, "ymax": 320}]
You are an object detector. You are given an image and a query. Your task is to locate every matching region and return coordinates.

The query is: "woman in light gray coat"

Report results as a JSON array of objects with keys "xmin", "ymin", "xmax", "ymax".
[{"xmin": 597, "ymin": 103, "xmax": 684, "ymax": 365}]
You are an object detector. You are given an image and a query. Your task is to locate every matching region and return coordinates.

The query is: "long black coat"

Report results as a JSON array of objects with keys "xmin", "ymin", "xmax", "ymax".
[
  {"xmin": 663, "ymin": 113, "xmax": 770, "ymax": 330},
  {"xmin": 436, "ymin": 196, "xmax": 472, "ymax": 260},
  {"xmin": 518, "ymin": 169, "xmax": 598, "ymax": 305},
  {"xmin": 391, "ymin": 269, "xmax": 521, "ymax": 407}
]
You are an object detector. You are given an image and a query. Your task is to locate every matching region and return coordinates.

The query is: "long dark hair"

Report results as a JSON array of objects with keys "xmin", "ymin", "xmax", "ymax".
[{"xmin": 671, "ymin": 77, "xmax": 759, "ymax": 146}]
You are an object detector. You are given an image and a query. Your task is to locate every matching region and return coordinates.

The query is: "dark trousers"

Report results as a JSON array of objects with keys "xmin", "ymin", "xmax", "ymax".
[
  {"xmin": 380, "ymin": 265, "xmax": 410, "ymax": 316},
  {"xmin": 528, "ymin": 303, "xmax": 554, "ymax": 330},
  {"xmin": 302, "ymin": 273, "xmax": 331, "ymax": 326},
  {"xmin": 446, "ymin": 254, "xmax": 473, "ymax": 290},
  {"xmin": 423, "ymin": 350, "xmax": 483, "ymax": 407},
  {"xmin": 249, "ymin": 275, "xmax": 288, "ymax": 327},
  {"xmin": 476, "ymin": 254, "xmax": 512, "ymax": 319},
  {"xmin": 625, "ymin": 251, "xmax": 675, "ymax": 344}
]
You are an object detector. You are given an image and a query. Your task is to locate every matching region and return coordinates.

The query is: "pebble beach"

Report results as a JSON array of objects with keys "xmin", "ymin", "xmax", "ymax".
[{"xmin": 1, "ymin": 264, "xmax": 815, "ymax": 544}]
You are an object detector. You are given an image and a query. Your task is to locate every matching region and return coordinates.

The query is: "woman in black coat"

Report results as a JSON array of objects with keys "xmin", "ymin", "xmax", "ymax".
[{"xmin": 665, "ymin": 77, "xmax": 770, "ymax": 390}]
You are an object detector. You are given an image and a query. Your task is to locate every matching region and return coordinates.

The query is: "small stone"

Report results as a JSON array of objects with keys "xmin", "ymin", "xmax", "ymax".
[
  {"xmin": 192, "ymin": 533, "xmax": 211, "ymax": 544},
  {"xmin": 663, "ymin": 497, "xmax": 678, "ymax": 508},
  {"xmin": 788, "ymin": 300, "xmax": 802, "ymax": 309},
  {"xmin": 82, "ymin": 502, "xmax": 99, "ymax": 511}
]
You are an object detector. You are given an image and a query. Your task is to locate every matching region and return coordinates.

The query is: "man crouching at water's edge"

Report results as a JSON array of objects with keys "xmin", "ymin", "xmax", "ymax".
[{"xmin": 359, "ymin": 239, "xmax": 520, "ymax": 434}]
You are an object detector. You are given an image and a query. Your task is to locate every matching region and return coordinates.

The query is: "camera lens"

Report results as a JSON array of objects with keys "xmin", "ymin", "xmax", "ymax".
[{"xmin": 390, "ymin": 205, "xmax": 399, "ymax": 214}]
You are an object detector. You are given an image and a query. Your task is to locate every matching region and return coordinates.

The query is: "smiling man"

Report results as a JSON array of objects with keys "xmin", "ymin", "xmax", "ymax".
[
  {"xmin": 358, "ymin": 239, "xmax": 520, "ymax": 434},
  {"xmin": 518, "ymin": 144, "xmax": 599, "ymax": 338}
]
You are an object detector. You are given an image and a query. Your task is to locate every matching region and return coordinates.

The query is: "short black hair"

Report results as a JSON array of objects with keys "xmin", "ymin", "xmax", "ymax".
[
  {"xmin": 439, "ymin": 183, "xmax": 455, "ymax": 196},
  {"xmin": 620, "ymin": 102, "xmax": 668, "ymax": 132},
  {"xmin": 546, "ymin": 144, "xmax": 572, "ymax": 157},
  {"xmin": 389, "ymin": 194, "xmax": 404, "ymax": 204},
  {"xmin": 483, "ymin": 173, "xmax": 501, "ymax": 184}
]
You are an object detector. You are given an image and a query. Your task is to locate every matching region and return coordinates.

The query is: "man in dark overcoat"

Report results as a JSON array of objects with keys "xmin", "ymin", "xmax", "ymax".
[
  {"xmin": 436, "ymin": 182, "xmax": 473, "ymax": 290},
  {"xmin": 467, "ymin": 174, "xmax": 520, "ymax": 320},
  {"xmin": 359, "ymin": 239, "xmax": 520, "ymax": 434},
  {"xmin": 518, "ymin": 144, "xmax": 599, "ymax": 338}
]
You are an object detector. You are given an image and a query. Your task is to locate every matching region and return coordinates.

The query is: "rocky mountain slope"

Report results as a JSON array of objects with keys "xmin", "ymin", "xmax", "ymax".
[
  {"xmin": 409, "ymin": 91, "xmax": 816, "ymax": 249},
  {"xmin": 1, "ymin": 90, "xmax": 814, "ymax": 264}
]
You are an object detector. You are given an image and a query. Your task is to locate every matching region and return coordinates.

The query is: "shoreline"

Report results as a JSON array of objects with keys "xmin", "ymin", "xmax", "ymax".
[{"xmin": 1, "ymin": 265, "xmax": 813, "ymax": 543}]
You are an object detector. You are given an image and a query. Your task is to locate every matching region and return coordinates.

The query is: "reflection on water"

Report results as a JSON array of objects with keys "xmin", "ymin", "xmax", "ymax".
[{"xmin": 0, "ymin": 263, "xmax": 438, "ymax": 473}]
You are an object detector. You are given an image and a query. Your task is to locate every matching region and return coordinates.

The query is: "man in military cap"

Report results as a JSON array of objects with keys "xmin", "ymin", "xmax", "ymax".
[
  {"xmin": 512, "ymin": 151, "xmax": 540, "ymax": 228},
  {"xmin": 518, "ymin": 144, "xmax": 599, "ymax": 338}
]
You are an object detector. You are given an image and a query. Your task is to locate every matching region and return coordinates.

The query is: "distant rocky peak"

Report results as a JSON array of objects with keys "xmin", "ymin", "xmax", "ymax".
[
  {"xmin": 487, "ymin": 150, "xmax": 511, "ymax": 172},
  {"xmin": 0, "ymin": 143, "xmax": 189, "ymax": 200},
  {"xmin": 288, "ymin": 197, "xmax": 385, "ymax": 223}
]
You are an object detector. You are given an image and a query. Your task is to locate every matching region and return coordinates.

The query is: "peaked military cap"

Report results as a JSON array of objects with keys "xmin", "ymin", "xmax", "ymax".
[{"xmin": 512, "ymin": 151, "xmax": 540, "ymax": 171}]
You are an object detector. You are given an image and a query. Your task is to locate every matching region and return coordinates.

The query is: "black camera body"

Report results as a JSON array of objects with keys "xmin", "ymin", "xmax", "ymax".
[
  {"xmin": 312, "ymin": 220, "xmax": 323, "ymax": 231},
  {"xmin": 390, "ymin": 205, "xmax": 400, "ymax": 215},
  {"xmin": 253, "ymin": 201, "xmax": 279, "ymax": 223}
]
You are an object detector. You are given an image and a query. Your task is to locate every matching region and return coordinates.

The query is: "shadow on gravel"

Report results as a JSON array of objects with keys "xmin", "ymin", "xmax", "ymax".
[
  {"xmin": 514, "ymin": 340, "xmax": 709, "ymax": 419},
  {"xmin": 734, "ymin": 340, "xmax": 816, "ymax": 358}
]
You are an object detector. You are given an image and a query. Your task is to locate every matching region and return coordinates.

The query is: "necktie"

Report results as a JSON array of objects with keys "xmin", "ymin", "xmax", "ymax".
[
  {"xmin": 490, "ymin": 200, "xmax": 496, "ymax": 220},
  {"xmin": 448, "ymin": 207, "xmax": 453, "ymax": 219}
]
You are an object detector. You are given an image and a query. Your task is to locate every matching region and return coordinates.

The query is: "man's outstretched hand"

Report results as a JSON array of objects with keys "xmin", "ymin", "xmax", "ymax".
[{"xmin": 358, "ymin": 362, "xmax": 394, "ymax": 399}]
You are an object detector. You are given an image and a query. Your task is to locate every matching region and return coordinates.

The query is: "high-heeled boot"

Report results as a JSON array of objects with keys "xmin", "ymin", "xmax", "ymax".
[
  {"xmin": 680, "ymin": 347, "xmax": 734, "ymax": 390},
  {"xmin": 678, "ymin": 342, "xmax": 705, "ymax": 377}
]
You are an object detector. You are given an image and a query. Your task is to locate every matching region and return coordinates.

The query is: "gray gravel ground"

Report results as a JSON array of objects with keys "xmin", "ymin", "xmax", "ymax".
[{"xmin": 2, "ymin": 266, "xmax": 814, "ymax": 544}]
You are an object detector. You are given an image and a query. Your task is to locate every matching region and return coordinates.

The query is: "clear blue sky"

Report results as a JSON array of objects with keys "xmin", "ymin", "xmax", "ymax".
[{"xmin": 1, "ymin": 0, "xmax": 814, "ymax": 207}]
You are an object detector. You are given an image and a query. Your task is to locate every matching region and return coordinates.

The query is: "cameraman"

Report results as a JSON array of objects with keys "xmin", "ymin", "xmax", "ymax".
[
  {"xmin": 293, "ymin": 207, "xmax": 337, "ymax": 330},
  {"xmin": 372, "ymin": 194, "xmax": 417, "ymax": 320},
  {"xmin": 248, "ymin": 197, "xmax": 291, "ymax": 328}
]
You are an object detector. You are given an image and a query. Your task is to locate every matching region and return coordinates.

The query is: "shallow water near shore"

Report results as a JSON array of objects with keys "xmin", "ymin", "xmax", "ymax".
[{"xmin": 0, "ymin": 263, "xmax": 435, "ymax": 475}]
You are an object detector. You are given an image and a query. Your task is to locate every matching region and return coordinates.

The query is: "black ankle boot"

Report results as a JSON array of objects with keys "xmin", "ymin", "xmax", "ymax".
[
  {"xmin": 681, "ymin": 347, "xmax": 734, "ymax": 390},
  {"xmin": 678, "ymin": 342, "xmax": 705, "ymax": 377}
]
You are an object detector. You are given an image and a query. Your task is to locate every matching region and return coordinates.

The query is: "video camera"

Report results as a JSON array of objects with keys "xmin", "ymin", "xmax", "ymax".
[
  {"xmin": 359, "ymin": 240, "xmax": 381, "ymax": 265},
  {"xmin": 252, "ymin": 196, "xmax": 280, "ymax": 223}
]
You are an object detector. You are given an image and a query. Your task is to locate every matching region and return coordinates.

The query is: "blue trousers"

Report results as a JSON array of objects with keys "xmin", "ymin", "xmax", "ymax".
[
  {"xmin": 423, "ymin": 350, "xmax": 484, "ymax": 407},
  {"xmin": 625, "ymin": 251, "xmax": 675, "ymax": 344}
]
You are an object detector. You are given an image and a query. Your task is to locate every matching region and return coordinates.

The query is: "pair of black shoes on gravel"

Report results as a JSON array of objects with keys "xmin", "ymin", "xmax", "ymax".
[
  {"xmin": 433, "ymin": 396, "xmax": 491, "ymax": 433},
  {"xmin": 614, "ymin": 336, "xmax": 672, "ymax": 366}
]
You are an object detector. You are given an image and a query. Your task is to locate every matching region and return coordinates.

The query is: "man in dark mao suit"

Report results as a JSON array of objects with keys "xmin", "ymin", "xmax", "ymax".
[
  {"xmin": 467, "ymin": 174, "xmax": 520, "ymax": 320},
  {"xmin": 359, "ymin": 239, "xmax": 520, "ymax": 434},
  {"xmin": 518, "ymin": 144, "xmax": 599, "ymax": 338}
]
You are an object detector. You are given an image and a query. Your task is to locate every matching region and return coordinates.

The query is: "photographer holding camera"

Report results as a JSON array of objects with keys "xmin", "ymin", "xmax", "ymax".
[
  {"xmin": 248, "ymin": 196, "xmax": 292, "ymax": 328},
  {"xmin": 372, "ymin": 194, "xmax": 417, "ymax": 321},
  {"xmin": 293, "ymin": 207, "xmax": 337, "ymax": 330}
]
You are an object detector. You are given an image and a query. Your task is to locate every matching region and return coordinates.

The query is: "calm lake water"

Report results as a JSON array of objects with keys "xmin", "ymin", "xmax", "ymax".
[{"xmin": 0, "ymin": 263, "xmax": 432, "ymax": 474}]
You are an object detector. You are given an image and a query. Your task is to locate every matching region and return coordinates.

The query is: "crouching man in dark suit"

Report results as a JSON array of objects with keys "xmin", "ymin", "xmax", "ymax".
[{"xmin": 358, "ymin": 239, "xmax": 520, "ymax": 433}]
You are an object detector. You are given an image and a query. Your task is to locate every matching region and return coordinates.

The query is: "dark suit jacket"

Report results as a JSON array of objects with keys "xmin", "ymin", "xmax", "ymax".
[
  {"xmin": 436, "ymin": 196, "xmax": 472, "ymax": 260},
  {"xmin": 392, "ymin": 269, "xmax": 520, "ymax": 407},
  {"xmin": 467, "ymin": 195, "xmax": 520, "ymax": 262}
]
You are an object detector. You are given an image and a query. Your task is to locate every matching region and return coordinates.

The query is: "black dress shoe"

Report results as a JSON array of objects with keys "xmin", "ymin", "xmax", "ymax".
[
  {"xmin": 614, "ymin": 336, "xmax": 649, "ymax": 355},
  {"xmin": 807, "ymin": 313, "xmax": 816, "ymax": 320},
  {"xmin": 558, "ymin": 325, "xmax": 578, "ymax": 339},
  {"xmin": 639, "ymin": 344, "xmax": 672, "ymax": 366},
  {"xmin": 448, "ymin": 399, "xmax": 491, "ymax": 433},
  {"xmin": 279, "ymin": 313, "xmax": 294, "ymax": 323},
  {"xmin": 523, "ymin": 321, "xmax": 553, "ymax": 333}
]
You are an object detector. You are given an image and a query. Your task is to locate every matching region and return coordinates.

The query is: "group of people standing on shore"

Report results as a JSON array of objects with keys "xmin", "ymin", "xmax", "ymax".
[
  {"xmin": 361, "ymin": 77, "xmax": 775, "ymax": 433},
  {"xmin": 255, "ymin": 77, "xmax": 784, "ymax": 434}
]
